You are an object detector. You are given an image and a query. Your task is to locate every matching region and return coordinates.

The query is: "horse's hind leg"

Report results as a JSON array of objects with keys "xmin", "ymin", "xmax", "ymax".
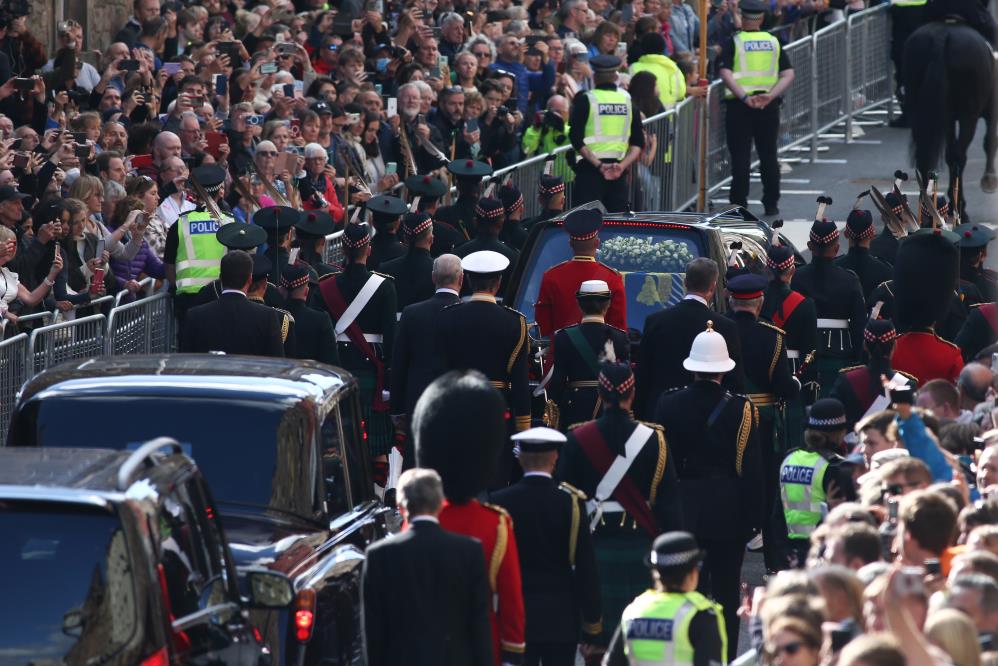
[
  {"xmin": 981, "ymin": 99, "xmax": 997, "ymax": 193},
  {"xmin": 948, "ymin": 112, "xmax": 978, "ymax": 219}
]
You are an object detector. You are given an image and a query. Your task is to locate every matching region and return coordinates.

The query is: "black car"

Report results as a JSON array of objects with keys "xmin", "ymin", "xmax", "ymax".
[
  {"xmin": 7, "ymin": 355, "xmax": 390, "ymax": 666},
  {"xmin": 0, "ymin": 443, "xmax": 293, "ymax": 665}
]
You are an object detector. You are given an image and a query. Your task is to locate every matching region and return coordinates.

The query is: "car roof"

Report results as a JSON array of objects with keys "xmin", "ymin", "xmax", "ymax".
[
  {"xmin": 19, "ymin": 354, "xmax": 354, "ymax": 405},
  {"xmin": 542, "ymin": 202, "xmax": 769, "ymax": 235},
  {"xmin": 0, "ymin": 448, "xmax": 131, "ymax": 507}
]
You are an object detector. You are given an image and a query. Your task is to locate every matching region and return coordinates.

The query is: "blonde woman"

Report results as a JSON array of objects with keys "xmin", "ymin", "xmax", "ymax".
[
  {"xmin": 0, "ymin": 223, "xmax": 63, "ymax": 331},
  {"xmin": 925, "ymin": 609, "xmax": 982, "ymax": 666},
  {"xmin": 68, "ymin": 175, "xmax": 142, "ymax": 261}
]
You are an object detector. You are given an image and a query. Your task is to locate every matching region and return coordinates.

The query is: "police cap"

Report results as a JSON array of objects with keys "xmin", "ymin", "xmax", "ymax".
[
  {"xmin": 405, "ymin": 174, "xmax": 448, "ymax": 198},
  {"xmin": 252, "ymin": 205, "xmax": 299, "ymax": 235},
  {"xmin": 807, "ymin": 398, "xmax": 847, "ymax": 431},
  {"xmin": 738, "ymin": 0, "xmax": 768, "ymax": 17},
  {"xmin": 461, "ymin": 250, "xmax": 510, "ymax": 276},
  {"xmin": 645, "ymin": 531, "xmax": 705, "ymax": 571},
  {"xmin": 563, "ymin": 208, "xmax": 603, "ymax": 241},
  {"xmin": 216, "ymin": 221, "xmax": 267, "ymax": 250},
  {"xmin": 190, "ymin": 164, "xmax": 226, "ymax": 194},
  {"xmin": 446, "ymin": 158, "xmax": 493, "ymax": 180},
  {"xmin": 365, "ymin": 194, "xmax": 408, "ymax": 217},
  {"xmin": 590, "ymin": 54, "xmax": 622, "ymax": 72},
  {"xmin": 954, "ymin": 223, "xmax": 995, "ymax": 250},
  {"xmin": 726, "ymin": 272, "xmax": 768, "ymax": 299},
  {"xmin": 251, "ymin": 253, "xmax": 272, "ymax": 282},
  {"xmin": 511, "ymin": 427, "xmax": 566, "ymax": 453},
  {"xmin": 295, "ymin": 210, "xmax": 335, "ymax": 238}
]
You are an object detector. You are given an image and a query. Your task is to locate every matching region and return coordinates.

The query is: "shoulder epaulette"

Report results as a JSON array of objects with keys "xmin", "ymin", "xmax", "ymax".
[
  {"xmin": 596, "ymin": 260, "xmax": 621, "ymax": 275},
  {"xmin": 372, "ymin": 270, "xmax": 394, "ymax": 280},
  {"xmin": 639, "ymin": 420, "xmax": 665, "ymax": 432},
  {"xmin": 758, "ymin": 320, "xmax": 786, "ymax": 335},
  {"xmin": 879, "ymin": 280, "xmax": 894, "ymax": 296},
  {"xmin": 503, "ymin": 304, "xmax": 526, "ymax": 318},
  {"xmin": 608, "ymin": 323, "xmax": 628, "ymax": 333},
  {"xmin": 566, "ymin": 420, "xmax": 593, "ymax": 431},
  {"xmin": 838, "ymin": 364, "xmax": 864, "ymax": 374},
  {"xmin": 934, "ymin": 334, "xmax": 961, "ymax": 350},
  {"xmin": 481, "ymin": 502, "xmax": 511, "ymax": 519},
  {"xmin": 267, "ymin": 281, "xmax": 279, "ymax": 290},
  {"xmin": 318, "ymin": 272, "xmax": 338, "ymax": 282},
  {"xmin": 558, "ymin": 481, "xmax": 588, "ymax": 501},
  {"xmin": 441, "ymin": 301, "xmax": 464, "ymax": 311},
  {"xmin": 274, "ymin": 307, "xmax": 294, "ymax": 322}
]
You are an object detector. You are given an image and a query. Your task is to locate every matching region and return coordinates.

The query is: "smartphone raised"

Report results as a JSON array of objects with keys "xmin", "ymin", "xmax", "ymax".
[
  {"xmin": 214, "ymin": 73, "xmax": 228, "ymax": 96},
  {"xmin": 13, "ymin": 78, "xmax": 34, "ymax": 91},
  {"xmin": 74, "ymin": 144, "xmax": 90, "ymax": 159},
  {"xmin": 465, "ymin": 117, "xmax": 478, "ymax": 133},
  {"xmin": 386, "ymin": 162, "xmax": 397, "ymax": 175},
  {"xmin": 12, "ymin": 153, "xmax": 28, "ymax": 169},
  {"xmin": 131, "ymin": 153, "xmax": 154, "ymax": 170},
  {"xmin": 386, "ymin": 97, "xmax": 398, "ymax": 118},
  {"xmin": 118, "ymin": 59, "xmax": 141, "ymax": 72},
  {"xmin": 72, "ymin": 132, "xmax": 88, "ymax": 144},
  {"xmin": 260, "ymin": 61, "xmax": 279, "ymax": 75},
  {"xmin": 162, "ymin": 61, "xmax": 183, "ymax": 76},
  {"xmin": 205, "ymin": 131, "xmax": 228, "ymax": 160}
]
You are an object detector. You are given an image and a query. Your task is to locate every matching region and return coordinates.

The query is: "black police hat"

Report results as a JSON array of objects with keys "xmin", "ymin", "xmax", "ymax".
[
  {"xmin": 280, "ymin": 263, "xmax": 310, "ymax": 290},
  {"xmin": 252, "ymin": 206, "xmax": 299, "ymax": 235},
  {"xmin": 808, "ymin": 219, "xmax": 839, "ymax": 247},
  {"xmin": 414, "ymin": 370, "xmax": 509, "ymax": 502},
  {"xmin": 645, "ymin": 531, "xmax": 705, "ymax": 571},
  {"xmin": 405, "ymin": 174, "xmax": 448, "ymax": 199},
  {"xmin": 190, "ymin": 164, "xmax": 226, "ymax": 194},
  {"xmin": 844, "ymin": 210, "xmax": 874, "ymax": 241},
  {"xmin": 564, "ymin": 208, "xmax": 603, "ymax": 241},
  {"xmin": 251, "ymin": 253, "xmax": 272, "ymax": 282},
  {"xmin": 343, "ymin": 222, "xmax": 372, "ymax": 248},
  {"xmin": 295, "ymin": 210, "xmax": 335, "ymax": 238},
  {"xmin": 864, "ymin": 318, "xmax": 897, "ymax": 345},
  {"xmin": 538, "ymin": 174, "xmax": 565, "ymax": 197},
  {"xmin": 766, "ymin": 244, "xmax": 795, "ymax": 272},
  {"xmin": 955, "ymin": 223, "xmax": 995, "ymax": 250},
  {"xmin": 401, "ymin": 211, "xmax": 432, "ymax": 237},
  {"xmin": 738, "ymin": 0, "xmax": 768, "ymax": 17},
  {"xmin": 590, "ymin": 54, "xmax": 622, "ymax": 72},
  {"xmin": 216, "ymin": 222, "xmax": 267, "ymax": 250},
  {"xmin": 511, "ymin": 427, "xmax": 566, "ymax": 453},
  {"xmin": 446, "ymin": 158, "xmax": 493, "ymax": 181},
  {"xmin": 475, "ymin": 198, "xmax": 506, "ymax": 226},
  {"xmin": 365, "ymin": 194, "xmax": 407, "ymax": 218},
  {"xmin": 726, "ymin": 272, "xmax": 768, "ymax": 300},
  {"xmin": 807, "ymin": 398, "xmax": 847, "ymax": 432}
]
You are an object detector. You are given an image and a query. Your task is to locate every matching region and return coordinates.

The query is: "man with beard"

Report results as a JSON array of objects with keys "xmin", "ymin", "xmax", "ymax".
[
  {"xmin": 394, "ymin": 82, "xmax": 447, "ymax": 175},
  {"xmin": 433, "ymin": 87, "xmax": 480, "ymax": 161}
]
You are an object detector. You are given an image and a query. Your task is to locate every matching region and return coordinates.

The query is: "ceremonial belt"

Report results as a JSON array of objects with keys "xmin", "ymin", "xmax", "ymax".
[
  {"xmin": 746, "ymin": 392, "xmax": 778, "ymax": 406},
  {"xmin": 569, "ymin": 380, "xmax": 600, "ymax": 388},
  {"xmin": 320, "ymin": 276, "xmax": 389, "ymax": 412},
  {"xmin": 334, "ymin": 274, "xmax": 385, "ymax": 336},
  {"xmin": 773, "ymin": 291, "xmax": 805, "ymax": 329},
  {"xmin": 336, "ymin": 333, "xmax": 384, "ymax": 343},
  {"xmin": 575, "ymin": 421, "xmax": 658, "ymax": 537},
  {"xmin": 490, "ymin": 380, "xmax": 511, "ymax": 391},
  {"xmin": 786, "ymin": 349, "xmax": 800, "ymax": 359},
  {"xmin": 817, "ymin": 318, "xmax": 849, "ymax": 329}
]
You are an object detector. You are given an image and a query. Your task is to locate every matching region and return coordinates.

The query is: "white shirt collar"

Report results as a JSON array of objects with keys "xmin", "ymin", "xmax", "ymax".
[
  {"xmin": 523, "ymin": 471, "xmax": 553, "ymax": 479},
  {"xmin": 436, "ymin": 288, "xmax": 459, "ymax": 296},
  {"xmin": 221, "ymin": 289, "xmax": 246, "ymax": 297},
  {"xmin": 683, "ymin": 294, "xmax": 708, "ymax": 306},
  {"xmin": 409, "ymin": 515, "xmax": 440, "ymax": 524}
]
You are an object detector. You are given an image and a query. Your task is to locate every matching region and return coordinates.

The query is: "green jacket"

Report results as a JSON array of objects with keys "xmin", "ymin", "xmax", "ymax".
[
  {"xmin": 630, "ymin": 54, "xmax": 687, "ymax": 109},
  {"xmin": 522, "ymin": 124, "xmax": 575, "ymax": 183}
]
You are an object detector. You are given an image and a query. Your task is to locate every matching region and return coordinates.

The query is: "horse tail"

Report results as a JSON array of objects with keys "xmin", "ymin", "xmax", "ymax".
[{"xmin": 908, "ymin": 29, "xmax": 950, "ymax": 175}]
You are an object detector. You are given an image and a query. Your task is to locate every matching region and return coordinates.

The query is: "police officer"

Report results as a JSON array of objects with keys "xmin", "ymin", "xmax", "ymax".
[
  {"xmin": 247, "ymin": 253, "xmax": 295, "ymax": 357},
  {"xmin": 956, "ymin": 223, "xmax": 997, "ymax": 304},
  {"xmin": 253, "ymin": 205, "xmax": 301, "ymax": 285},
  {"xmin": 718, "ymin": 0, "xmax": 795, "ymax": 216},
  {"xmin": 437, "ymin": 159, "xmax": 494, "ymax": 242},
  {"xmin": 381, "ymin": 212, "xmax": 436, "ymax": 312},
  {"xmin": 365, "ymin": 194, "xmax": 409, "ymax": 271},
  {"xmin": 280, "ymin": 263, "xmax": 339, "ymax": 366},
  {"xmin": 499, "ymin": 181, "xmax": 529, "ymax": 251},
  {"xmin": 836, "ymin": 210, "xmax": 893, "ymax": 302},
  {"xmin": 492, "ymin": 427, "xmax": 603, "ymax": 666},
  {"xmin": 653, "ymin": 323, "xmax": 762, "ymax": 659},
  {"xmin": 568, "ymin": 54, "xmax": 644, "ymax": 213},
  {"xmin": 547, "ymin": 280, "xmax": 630, "ymax": 430},
  {"xmin": 604, "ymin": 532, "xmax": 726, "ymax": 666},
  {"xmin": 316, "ymin": 223, "xmax": 397, "ymax": 480},
  {"xmin": 778, "ymin": 398, "xmax": 857, "ymax": 567},
  {"xmin": 557, "ymin": 361, "xmax": 682, "ymax": 645},
  {"xmin": 535, "ymin": 208, "xmax": 627, "ymax": 339},
  {"xmin": 522, "ymin": 175, "xmax": 567, "ymax": 235},
  {"xmin": 727, "ymin": 272, "xmax": 800, "ymax": 572},
  {"xmin": 791, "ymin": 219, "xmax": 866, "ymax": 396},
  {"xmin": 455, "ymin": 199, "xmax": 519, "ymax": 295},
  {"xmin": 405, "ymin": 173, "xmax": 461, "ymax": 257},
  {"xmin": 163, "ymin": 164, "xmax": 233, "ymax": 332}
]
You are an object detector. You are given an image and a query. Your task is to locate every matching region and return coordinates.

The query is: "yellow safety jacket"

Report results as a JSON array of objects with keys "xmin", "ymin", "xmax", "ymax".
[
  {"xmin": 725, "ymin": 31, "xmax": 780, "ymax": 99},
  {"xmin": 583, "ymin": 87, "xmax": 632, "ymax": 161},
  {"xmin": 630, "ymin": 54, "xmax": 687, "ymax": 109},
  {"xmin": 622, "ymin": 590, "xmax": 727, "ymax": 666},
  {"xmin": 175, "ymin": 210, "xmax": 230, "ymax": 294},
  {"xmin": 779, "ymin": 449, "xmax": 829, "ymax": 540}
]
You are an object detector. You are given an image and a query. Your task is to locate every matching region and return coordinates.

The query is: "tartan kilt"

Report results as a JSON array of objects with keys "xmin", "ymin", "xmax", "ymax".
[
  {"xmin": 815, "ymin": 355, "xmax": 849, "ymax": 399},
  {"xmin": 338, "ymin": 344, "xmax": 393, "ymax": 457},
  {"xmin": 593, "ymin": 532, "xmax": 653, "ymax": 642}
]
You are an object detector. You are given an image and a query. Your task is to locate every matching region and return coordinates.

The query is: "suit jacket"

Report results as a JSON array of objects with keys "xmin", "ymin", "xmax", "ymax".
[
  {"xmin": 362, "ymin": 520, "xmax": 493, "ymax": 666},
  {"xmin": 180, "ymin": 292, "xmax": 284, "ymax": 357},
  {"xmin": 391, "ymin": 290, "xmax": 461, "ymax": 415},
  {"xmin": 285, "ymin": 298, "xmax": 339, "ymax": 366},
  {"xmin": 381, "ymin": 247, "xmax": 436, "ymax": 312},
  {"xmin": 635, "ymin": 298, "xmax": 744, "ymax": 419}
]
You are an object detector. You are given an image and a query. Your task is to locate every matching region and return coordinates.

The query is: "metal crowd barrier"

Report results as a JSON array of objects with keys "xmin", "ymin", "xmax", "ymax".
[
  {"xmin": 106, "ymin": 291, "xmax": 175, "ymax": 356},
  {"xmin": 0, "ymin": 333, "xmax": 29, "ymax": 436},
  {"xmin": 323, "ymin": 229, "xmax": 345, "ymax": 268},
  {"xmin": 27, "ymin": 314, "xmax": 107, "ymax": 375}
]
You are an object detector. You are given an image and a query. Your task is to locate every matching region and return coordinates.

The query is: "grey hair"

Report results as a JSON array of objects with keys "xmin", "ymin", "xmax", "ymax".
[
  {"xmin": 104, "ymin": 178, "xmax": 127, "ymax": 203},
  {"xmin": 397, "ymin": 468, "xmax": 445, "ymax": 515},
  {"xmin": 949, "ymin": 574, "xmax": 998, "ymax": 614},
  {"xmin": 432, "ymin": 254, "xmax": 463, "ymax": 289},
  {"xmin": 560, "ymin": 0, "xmax": 586, "ymax": 19},
  {"xmin": 466, "ymin": 34, "xmax": 496, "ymax": 60},
  {"xmin": 728, "ymin": 295, "xmax": 763, "ymax": 311},
  {"xmin": 304, "ymin": 143, "xmax": 327, "ymax": 159},
  {"xmin": 439, "ymin": 11, "xmax": 464, "ymax": 28},
  {"xmin": 398, "ymin": 82, "xmax": 421, "ymax": 99}
]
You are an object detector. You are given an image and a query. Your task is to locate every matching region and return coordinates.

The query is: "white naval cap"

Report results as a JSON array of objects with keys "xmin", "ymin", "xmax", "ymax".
[
  {"xmin": 511, "ymin": 426, "xmax": 567, "ymax": 452},
  {"xmin": 577, "ymin": 279, "xmax": 611, "ymax": 297},
  {"xmin": 461, "ymin": 250, "xmax": 511, "ymax": 275}
]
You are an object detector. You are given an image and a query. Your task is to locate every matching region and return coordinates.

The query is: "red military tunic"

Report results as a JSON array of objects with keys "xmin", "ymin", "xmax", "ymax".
[
  {"xmin": 892, "ymin": 330, "xmax": 964, "ymax": 386},
  {"xmin": 535, "ymin": 256, "xmax": 627, "ymax": 338},
  {"xmin": 440, "ymin": 499, "xmax": 526, "ymax": 665}
]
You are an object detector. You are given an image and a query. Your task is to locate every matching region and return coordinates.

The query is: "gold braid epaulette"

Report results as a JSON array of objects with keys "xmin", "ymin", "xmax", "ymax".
[
  {"xmin": 644, "ymin": 425, "xmax": 667, "ymax": 505},
  {"xmin": 281, "ymin": 314, "xmax": 290, "ymax": 342},
  {"xmin": 735, "ymin": 400, "xmax": 753, "ymax": 477},
  {"xmin": 768, "ymin": 333, "xmax": 783, "ymax": 381},
  {"xmin": 508, "ymin": 314, "xmax": 526, "ymax": 375},
  {"xmin": 484, "ymin": 504, "xmax": 510, "ymax": 593}
]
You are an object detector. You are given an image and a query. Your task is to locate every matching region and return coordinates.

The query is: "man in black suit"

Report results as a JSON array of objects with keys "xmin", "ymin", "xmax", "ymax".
[
  {"xmin": 635, "ymin": 258, "xmax": 744, "ymax": 419},
  {"xmin": 180, "ymin": 250, "xmax": 285, "ymax": 357},
  {"xmin": 280, "ymin": 264, "xmax": 339, "ymax": 366},
  {"xmin": 362, "ymin": 467, "xmax": 493, "ymax": 666},
  {"xmin": 381, "ymin": 212, "xmax": 437, "ymax": 313}
]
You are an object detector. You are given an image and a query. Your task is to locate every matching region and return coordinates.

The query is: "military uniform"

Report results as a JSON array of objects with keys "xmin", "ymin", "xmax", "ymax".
[
  {"xmin": 381, "ymin": 212, "xmax": 437, "ymax": 313},
  {"xmin": 455, "ymin": 199, "xmax": 520, "ymax": 296},
  {"xmin": 867, "ymin": 279, "xmax": 969, "ymax": 341},
  {"xmin": 499, "ymin": 182, "xmax": 529, "ymax": 252},
  {"xmin": 957, "ymin": 223, "xmax": 997, "ymax": 304},
  {"xmin": 492, "ymin": 428, "xmax": 602, "ymax": 665},
  {"xmin": 317, "ymin": 224, "xmax": 397, "ymax": 456},
  {"xmin": 892, "ymin": 330, "xmax": 963, "ymax": 385},
  {"xmin": 436, "ymin": 159, "xmax": 494, "ymax": 242},
  {"xmin": 404, "ymin": 174, "xmax": 462, "ymax": 258},
  {"xmin": 870, "ymin": 226, "xmax": 900, "ymax": 267},
  {"xmin": 280, "ymin": 264, "xmax": 339, "ymax": 366},
  {"xmin": 365, "ymin": 194, "xmax": 408, "ymax": 272},
  {"xmin": 831, "ymin": 364, "xmax": 915, "ymax": 429},
  {"xmin": 248, "ymin": 254, "xmax": 296, "ymax": 357},
  {"xmin": 835, "ymin": 209, "xmax": 893, "ymax": 302},
  {"xmin": 956, "ymin": 302, "xmax": 998, "ymax": 362}
]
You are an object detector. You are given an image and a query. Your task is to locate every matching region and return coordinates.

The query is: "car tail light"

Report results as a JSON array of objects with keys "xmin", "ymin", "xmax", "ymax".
[
  {"xmin": 139, "ymin": 647, "xmax": 169, "ymax": 666},
  {"xmin": 294, "ymin": 589, "xmax": 317, "ymax": 643}
]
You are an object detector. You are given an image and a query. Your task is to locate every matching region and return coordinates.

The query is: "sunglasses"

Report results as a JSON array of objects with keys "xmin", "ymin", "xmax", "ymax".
[
  {"xmin": 473, "ymin": 51, "xmax": 490, "ymax": 57},
  {"xmin": 257, "ymin": 151, "xmax": 278, "ymax": 157},
  {"xmin": 769, "ymin": 642, "xmax": 805, "ymax": 657}
]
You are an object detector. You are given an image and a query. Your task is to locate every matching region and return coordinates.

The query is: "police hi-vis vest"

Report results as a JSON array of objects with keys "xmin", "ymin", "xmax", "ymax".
[
  {"xmin": 622, "ymin": 590, "xmax": 727, "ymax": 666},
  {"xmin": 175, "ymin": 210, "xmax": 230, "ymax": 294},
  {"xmin": 583, "ymin": 87, "xmax": 632, "ymax": 161},
  {"xmin": 725, "ymin": 31, "xmax": 780, "ymax": 99},
  {"xmin": 891, "ymin": 0, "xmax": 925, "ymax": 7},
  {"xmin": 779, "ymin": 449, "xmax": 829, "ymax": 540}
]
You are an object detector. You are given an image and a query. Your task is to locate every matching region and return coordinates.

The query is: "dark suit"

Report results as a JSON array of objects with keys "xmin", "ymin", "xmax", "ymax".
[
  {"xmin": 181, "ymin": 291, "xmax": 284, "ymax": 357},
  {"xmin": 381, "ymin": 247, "xmax": 436, "ymax": 312},
  {"xmin": 391, "ymin": 290, "xmax": 461, "ymax": 416},
  {"xmin": 491, "ymin": 475, "xmax": 602, "ymax": 665},
  {"xmin": 635, "ymin": 297, "xmax": 744, "ymax": 419},
  {"xmin": 285, "ymin": 298, "xmax": 339, "ymax": 366},
  {"xmin": 362, "ymin": 519, "xmax": 493, "ymax": 666}
]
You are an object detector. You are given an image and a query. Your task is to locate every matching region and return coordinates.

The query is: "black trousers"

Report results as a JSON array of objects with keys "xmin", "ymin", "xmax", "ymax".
[
  {"xmin": 697, "ymin": 537, "xmax": 745, "ymax": 662},
  {"xmin": 525, "ymin": 642, "xmax": 578, "ymax": 666},
  {"xmin": 890, "ymin": 4, "xmax": 927, "ymax": 107},
  {"xmin": 572, "ymin": 161, "xmax": 630, "ymax": 213},
  {"xmin": 724, "ymin": 100, "xmax": 781, "ymax": 210}
]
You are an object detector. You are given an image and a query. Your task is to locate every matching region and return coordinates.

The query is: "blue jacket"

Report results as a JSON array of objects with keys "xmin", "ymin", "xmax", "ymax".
[
  {"xmin": 489, "ymin": 59, "xmax": 556, "ymax": 115},
  {"xmin": 896, "ymin": 412, "xmax": 952, "ymax": 482}
]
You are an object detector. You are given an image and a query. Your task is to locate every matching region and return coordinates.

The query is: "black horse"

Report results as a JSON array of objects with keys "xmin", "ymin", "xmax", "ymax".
[{"xmin": 903, "ymin": 19, "xmax": 997, "ymax": 216}]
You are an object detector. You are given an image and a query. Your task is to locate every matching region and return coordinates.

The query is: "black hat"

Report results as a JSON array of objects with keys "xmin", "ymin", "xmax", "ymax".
[
  {"xmin": 738, "ymin": 0, "xmax": 768, "ymax": 16},
  {"xmin": 894, "ymin": 230, "xmax": 958, "ymax": 330},
  {"xmin": 645, "ymin": 531, "xmax": 705, "ymax": 571},
  {"xmin": 884, "ymin": 191, "xmax": 905, "ymax": 215},
  {"xmin": 955, "ymin": 223, "xmax": 995, "ymax": 250},
  {"xmin": 499, "ymin": 183, "xmax": 524, "ymax": 215},
  {"xmin": 564, "ymin": 208, "xmax": 603, "ymax": 241},
  {"xmin": 511, "ymin": 427, "xmax": 566, "ymax": 453},
  {"xmin": 252, "ymin": 205, "xmax": 299, "ymax": 236},
  {"xmin": 405, "ymin": 174, "xmax": 448, "ymax": 199},
  {"xmin": 251, "ymin": 253, "xmax": 272, "ymax": 282},
  {"xmin": 590, "ymin": 54, "xmax": 622, "ymax": 72},
  {"xmin": 310, "ymin": 100, "xmax": 332, "ymax": 115},
  {"xmin": 766, "ymin": 244, "xmax": 795, "ymax": 272},
  {"xmin": 475, "ymin": 198, "xmax": 505, "ymax": 226},
  {"xmin": 365, "ymin": 194, "xmax": 407, "ymax": 218},
  {"xmin": 808, "ymin": 398, "xmax": 847, "ymax": 431},
  {"xmin": 343, "ymin": 222, "xmax": 372, "ymax": 248},
  {"xmin": 0, "ymin": 186, "xmax": 30, "ymax": 203},
  {"xmin": 216, "ymin": 222, "xmax": 267, "ymax": 250},
  {"xmin": 934, "ymin": 195, "xmax": 950, "ymax": 217},
  {"xmin": 402, "ymin": 212, "xmax": 433, "ymax": 237},
  {"xmin": 413, "ymin": 370, "xmax": 509, "ymax": 502},
  {"xmin": 295, "ymin": 210, "xmax": 335, "ymax": 238},
  {"xmin": 864, "ymin": 318, "xmax": 897, "ymax": 345},
  {"xmin": 190, "ymin": 164, "xmax": 226, "ymax": 194},
  {"xmin": 446, "ymin": 158, "xmax": 493, "ymax": 181},
  {"xmin": 808, "ymin": 219, "xmax": 839, "ymax": 247},
  {"xmin": 845, "ymin": 210, "xmax": 874, "ymax": 241},
  {"xmin": 598, "ymin": 361, "xmax": 635, "ymax": 402},
  {"xmin": 538, "ymin": 174, "xmax": 565, "ymax": 197},
  {"xmin": 280, "ymin": 263, "xmax": 310, "ymax": 290},
  {"xmin": 727, "ymin": 272, "xmax": 768, "ymax": 299}
]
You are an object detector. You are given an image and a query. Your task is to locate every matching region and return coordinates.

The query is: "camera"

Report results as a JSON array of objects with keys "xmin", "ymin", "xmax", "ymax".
[
  {"xmin": 542, "ymin": 110, "xmax": 564, "ymax": 131},
  {"xmin": 66, "ymin": 89, "xmax": 89, "ymax": 104},
  {"xmin": 496, "ymin": 106, "xmax": 509, "ymax": 119}
]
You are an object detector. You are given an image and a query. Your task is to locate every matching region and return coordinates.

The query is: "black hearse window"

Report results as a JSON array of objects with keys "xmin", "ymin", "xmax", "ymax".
[{"xmin": 320, "ymin": 406, "xmax": 353, "ymax": 515}]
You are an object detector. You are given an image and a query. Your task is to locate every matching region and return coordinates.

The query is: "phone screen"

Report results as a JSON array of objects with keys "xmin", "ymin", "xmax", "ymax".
[
  {"xmin": 386, "ymin": 98, "xmax": 398, "ymax": 118},
  {"xmin": 386, "ymin": 162, "xmax": 397, "ymax": 175},
  {"xmin": 465, "ymin": 117, "xmax": 478, "ymax": 133},
  {"xmin": 288, "ymin": 247, "xmax": 300, "ymax": 265}
]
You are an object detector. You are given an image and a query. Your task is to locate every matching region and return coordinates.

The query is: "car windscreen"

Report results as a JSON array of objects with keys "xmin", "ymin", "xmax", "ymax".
[
  {"xmin": 509, "ymin": 222, "xmax": 705, "ymax": 333},
  {"xmin": 20, "ymin": 396, "xmax": 318, "ymax": 517},
  {"xmin": 0, "ymin": 502, "xmax": 139, "ymax": 664}
]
